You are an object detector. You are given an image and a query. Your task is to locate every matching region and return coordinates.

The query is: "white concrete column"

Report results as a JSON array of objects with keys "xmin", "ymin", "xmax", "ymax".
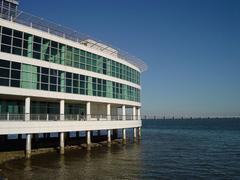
[
  {"xmin": 137, "ymin": 107, "xmax": 141, "ymax": 120},
  {"xmin": 138, "ymin": 127, "xmax": 141, "ymax": 139},
  {"xmin": 133, "ymin": 106, "xmax": 136, "ymax": 120},
  {"xmin": 107, "ymin": 104, "xmax": 111, "ymax": 121},
  {"xmin": 87, "ymin": 102, "xmax": 91, "ymax": 121},
  {"xmin": 86, "ymin": 130, "xmax": 91, "ymax": 150},
  {"xmin": 122, "ymin": 128, "xmax": 126, "ymax": 144},
  {"xmin": 133, "ymin": 128, "xmax": 137, "ymax": 142},
  {"xmin": 60, "ymin": 100, "xmax": 65, "ymax": 121},
  {"xmin": 25, "ymin": 97, "xmax": 30, "ymax": 121},
  {"xmin": 60, "ymin": 132, "xmax": 64, "ymax": 154},
  {"xmin": 107, "ymin": 129, "xmax": 111, "ymax": 144},
  {"xmin": 122, "ymin": 105, "xmax": 126, "ymax": 121},
  {"xmin": 26, "ymin": 134, "xmax": 31, "ymax": 158}
]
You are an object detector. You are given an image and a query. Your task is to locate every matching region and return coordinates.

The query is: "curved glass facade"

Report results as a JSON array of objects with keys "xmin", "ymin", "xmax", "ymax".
[
  {"xmin": 0, "ymin": 59, "xmax": 140, "ymax": 102},
  {"xmin": 0, "ymin": 26, "xmax": 140, "ymax": 85}
]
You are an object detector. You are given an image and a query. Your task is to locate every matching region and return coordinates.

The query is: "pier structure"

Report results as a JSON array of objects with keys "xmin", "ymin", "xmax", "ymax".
[{"xmin": 0, "ymin": 0, "xmax": 146, "ymax": 158}]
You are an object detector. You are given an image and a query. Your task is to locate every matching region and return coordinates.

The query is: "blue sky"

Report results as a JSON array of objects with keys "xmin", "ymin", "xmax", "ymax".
[{"xmin": 21, "ymin": 0, "xmax": 240, "ymax": 117}]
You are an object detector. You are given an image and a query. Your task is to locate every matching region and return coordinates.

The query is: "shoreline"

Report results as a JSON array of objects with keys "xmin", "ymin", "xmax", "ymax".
[{"xmin": 0, "ymin": 139, "xmax": 123, "ymax": 165}]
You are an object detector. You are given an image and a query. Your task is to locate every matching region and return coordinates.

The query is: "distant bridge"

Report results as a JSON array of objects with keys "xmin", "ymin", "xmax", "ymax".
[{"xmin": 141, "ymin": 115, "xmax": 240, "ymax": 120}]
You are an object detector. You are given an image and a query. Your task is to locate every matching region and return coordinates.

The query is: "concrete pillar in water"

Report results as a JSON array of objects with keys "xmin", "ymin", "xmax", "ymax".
[
  {"xmin": 122, "ymin": 128, "xmax": 126, "ymax": 144},
  {"xmin": 107, "ymin": 129, "xmax": 111, "ymax": 147},
  {"xmin": 138, "ymin": 127, "xmax": 141, "ymax": 140},
  {"xmin": 86, "ymin": 130, "xmax": 91, "ymax": 150},
  {"xmin": 60, "ymin": 132, "xmax": 64, "ymax": 155},
  {"xmin": 60, "ymin": 99, "xmax": 65, "ymax": 154},
  {"xmin": 133, "ymin": 128, "xmax": 137, "ymax": 143},
  {"xmin": 26, "ymin": 134, "xmax": 31, "ymax": 158}
]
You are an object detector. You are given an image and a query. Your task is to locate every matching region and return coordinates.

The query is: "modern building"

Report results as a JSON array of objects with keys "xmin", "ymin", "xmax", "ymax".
[{"xmin": 0, "ymin": 0, "xmax": 147, "ymax": 157}]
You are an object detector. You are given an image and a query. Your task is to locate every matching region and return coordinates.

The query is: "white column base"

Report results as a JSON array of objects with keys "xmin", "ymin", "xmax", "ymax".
[
  {"xmin": 122, "ymin": 128, "xmax": 126, "ymax": 144},
  {"xmin": 107, "ymin": 129, "xmax": 111, "ymax": 146},
  {"xmin": 133, "ymin": 128, "xmax": 137, "ymax": 143},
  {"xmin": 87, "ymin": 130, "xmax": 91, "ymax": 150},
  {"xmin": 60, "ymin": 132, "xmax": 64, "ymax": 154},
  {"xmin": 26, "ymin": 134, "xmax": 31, "ymax": 158}
]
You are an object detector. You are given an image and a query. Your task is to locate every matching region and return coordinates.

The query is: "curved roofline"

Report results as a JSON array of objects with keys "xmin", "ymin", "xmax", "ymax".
[{"xmin": 0, "ymin": 4, "xmax": 148, "ymax": 72}]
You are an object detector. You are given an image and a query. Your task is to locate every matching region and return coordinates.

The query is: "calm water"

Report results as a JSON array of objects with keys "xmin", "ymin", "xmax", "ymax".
[{"xmin": 1, "ymin": 118, "xmax": 240, "ymax": 179}]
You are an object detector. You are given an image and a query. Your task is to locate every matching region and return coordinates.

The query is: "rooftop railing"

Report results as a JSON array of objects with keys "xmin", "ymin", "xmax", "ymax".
[{"xmin": 0, "ymin": 4, "xmax": 147, "ymax": 72}]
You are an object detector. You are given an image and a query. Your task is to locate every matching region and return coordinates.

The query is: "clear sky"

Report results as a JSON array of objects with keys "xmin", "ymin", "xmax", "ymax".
[{"xmin": 21, "ymin": 0, "xmax": 240, "ymax": 117}]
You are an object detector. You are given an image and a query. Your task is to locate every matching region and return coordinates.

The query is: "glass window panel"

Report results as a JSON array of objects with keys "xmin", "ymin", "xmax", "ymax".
[
  {"xmin": 13, "ymin": 30, "xmax": 22, "ymax": 38},
  {"xmin": 50, "ymin": 85, "xmax": 57, "ymax": 91},
  {"xmin": 11, "ymin": 79, "xmax": 20, "ymax": 87},
  {"xmin": 73, "ymin": 74, "xmax": 78, "ymax": 80},
  {"xmin": 66, "ymin": 79, "xmax": 72, "ymax": 86},
  {"xmin": 51, "ymin": 41, "xmax": 58, "ymax": 48},
  {"xmin": 66, "ymin": 87, "xmax": 71, "ymax": 93},
  {"xmin": 41, "ymin": 83, "xmax": 48, "ymax": 90},
  {"xmin": 11, "ymin": 70, "xmax": 20, "ymax": 79},
  {"xmin": 80, "ymin": 89, "xmax": 85, "ymax": 94},
  {"xmin": 87, "ymin": 52, "xmax": 91, "ymax": 58},
  {"xmin": 41, "ymin": 67, "xmax": 49, "ymax": 75},
  {"xmin": 50, "ymin": 69, "xmax": 58, "ymax": 76},
  {"xmin": 13, "ymin": 38, "xmax": 22, "ymax": 47},
  {"xmin": 12, "ymin": 47, "xmax": 21, "ymax": 55},
  {"xmin": 50, "ymin": 76, "xmax": 57, "ymax": 84},
  {"xmin": 2, "ymin": 27, "xmax": 12, "ymax": 35},
  {"xmin": 73, "ymin": 88, "xmax": 78, "ymax": 94},
  {"xmin": 1, "ymin": 35, "xmax": 12, "ymax": 45},
  {"xmin": 73, "ymin": 80, "xmax": 78, "ymax": 87},
  {"xmin": 80, "ymin": 50, "xmax": 85, "ymax": 56},
  {"xmin": 80, "ymin": 75, "xmax": 85, "ymax": 81},
  {"xmin": 33, "ymin": 52, "xmax": 41, "ymax": 59},
  {"xmin": 0, "ymin": 60, "xmax": 10, "ymax": 68},
  {"xmin": 80, "ymin": 56, "xmax": 85, "ymax": 63},
  {"xmin": 41, "ymin": 75, "xmax": 48, "ymax": 83},
  {"xmin": 33, "ymin": 43, "xmax": 41, "ymax": 52},
  {"xmin": 74, "ymin": 48, "xmax": 79, "ymax": 54},
  {"xmin": 11, "ymin": 62, "xmax": 21, "ymax": 70},
  {"xmin": 34, "ymin": 36, "xmax": 41, "ymax": 44},
  {"xmin": 66, "ymin": 72, "xmax": 72, "ymax": 79},
  {"xmin": 0, "ymin": 68, "xmax": 9, "ymax": 78},
  {"xmin": 0, "ymin": 78, "xmax": 9, "ymax": 86},
  {"xmin": 1, "ymin": 45, "xmax": 11, "ymax": 53}
]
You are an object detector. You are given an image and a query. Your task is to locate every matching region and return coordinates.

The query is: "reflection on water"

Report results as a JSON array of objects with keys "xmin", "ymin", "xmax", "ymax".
[{"xmin": 1, "ymin": 119, "xmax": 240, "ymax": 179}]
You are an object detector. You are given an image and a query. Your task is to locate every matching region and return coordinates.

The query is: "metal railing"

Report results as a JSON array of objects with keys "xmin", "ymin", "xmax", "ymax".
[
  {"xmin": 0, "ymin": 5, "xmax": 147, "ymax": 72},
  {"xmin": 0, "ymin": 113, "xmax": 140, "ymax": 121}
]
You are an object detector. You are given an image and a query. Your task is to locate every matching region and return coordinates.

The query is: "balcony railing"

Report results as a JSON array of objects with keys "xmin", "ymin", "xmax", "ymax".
[{"xmin": 0, "ymin": 114, "xmax": 140, "ymax": 121}]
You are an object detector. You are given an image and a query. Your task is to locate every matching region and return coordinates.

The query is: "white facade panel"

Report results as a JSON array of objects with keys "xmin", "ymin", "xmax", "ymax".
[{"xmin": 0, "ymin": 120, "xmax": 142, "ymax": 135}]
